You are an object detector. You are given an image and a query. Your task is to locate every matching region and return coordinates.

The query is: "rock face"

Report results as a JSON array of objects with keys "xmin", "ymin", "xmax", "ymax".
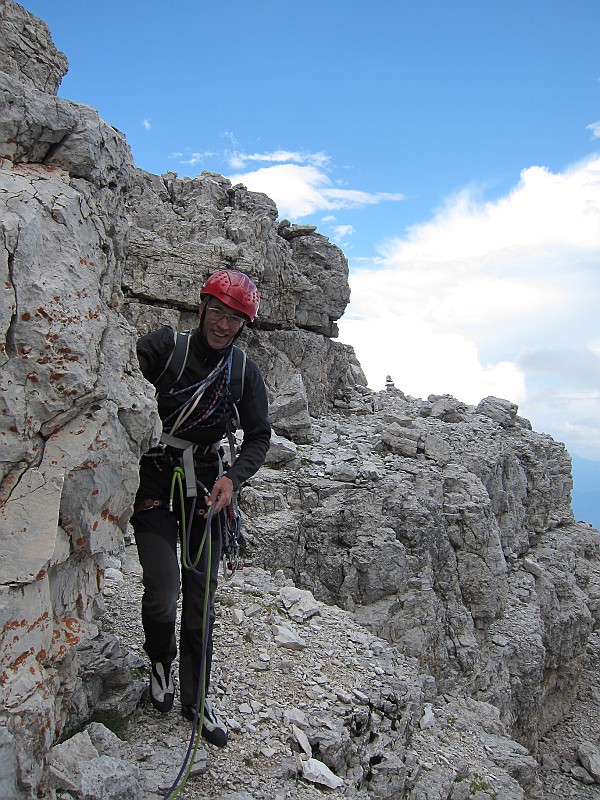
[
  {"xmin": 0, "ymin": 2, "xmax": 158, "ymax": 796},
  {"xmin": 1, "ymin": 2, "xmax": 599, "ymax": 798},
  {"xmin": 247, "ymin": 392, "xmax": 600, "ymax": 753},
  {"xmin": 123, "ymin": 168, "xmax": 362, "ymax": 440}
]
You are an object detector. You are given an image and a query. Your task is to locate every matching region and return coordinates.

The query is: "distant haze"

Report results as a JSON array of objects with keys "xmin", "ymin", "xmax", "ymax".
[{"xmin": 571, "ymin": 455, "xmax": 600, "ymax": 530}]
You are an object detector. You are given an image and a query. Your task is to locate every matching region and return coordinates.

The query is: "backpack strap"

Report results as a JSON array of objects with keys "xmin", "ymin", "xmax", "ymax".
[
  {"xmin": 154, "ymin": 330, "xmax": 191, "ymax": 394},
  {"xmin": 226, "ymin": 346, "xmax": 247, "ymax": 466},
  {"xmin": 230, "ymin": 346, "xmax": 247, "ymax": 406},
  {"xmin": 154, "ymin": 333, "xmax": 245, "ymax": 400}
]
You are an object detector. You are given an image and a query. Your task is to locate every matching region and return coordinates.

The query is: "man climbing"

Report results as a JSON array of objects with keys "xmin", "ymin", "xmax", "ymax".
[{"xmin": 131, "ymin": 269, "xmax": 271, "ymax": 747}]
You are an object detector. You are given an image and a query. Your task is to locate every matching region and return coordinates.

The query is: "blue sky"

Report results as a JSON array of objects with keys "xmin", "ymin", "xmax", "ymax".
[{"xmin": 21, "ymin": 0, "xmax": 600, "ymax": 461}]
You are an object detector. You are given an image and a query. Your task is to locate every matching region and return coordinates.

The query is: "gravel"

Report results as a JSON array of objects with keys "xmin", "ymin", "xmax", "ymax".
[{"xmin": 104, "ymin": 544, "xmax": 600, "ymax": 799}]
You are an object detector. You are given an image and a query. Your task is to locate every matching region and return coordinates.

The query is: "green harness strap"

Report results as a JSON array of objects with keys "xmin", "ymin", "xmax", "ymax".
[{"xmin": 169, "ymin": 466, "xmax": 209, "ymax": 570}]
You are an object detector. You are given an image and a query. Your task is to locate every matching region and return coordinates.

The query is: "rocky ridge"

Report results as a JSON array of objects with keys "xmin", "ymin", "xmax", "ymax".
[
  {"xmin": 245, "ymin": 394, "xmax": 600, "ymax": 749},
  {"xmin": 50, "ymin": 510, "xmax": 600, "ymax": 800},
  {"xmin": 80, "ymin": 549, "xmax": 537, "ymax": 800},
  {"xmin": 43, "ymin": 393, "xmax": 600, "ymax": 800}
]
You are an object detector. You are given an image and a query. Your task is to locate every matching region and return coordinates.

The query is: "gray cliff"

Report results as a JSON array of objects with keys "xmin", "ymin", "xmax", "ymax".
[{"xmin": 1, "ymin": 2, "xmax": 599, "ymax": 798}]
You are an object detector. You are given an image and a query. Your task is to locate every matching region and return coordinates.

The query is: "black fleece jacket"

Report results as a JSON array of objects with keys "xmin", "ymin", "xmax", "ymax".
[{"xmin": 137, "ymin": 326, "xmax": 271, "ymax": 489}]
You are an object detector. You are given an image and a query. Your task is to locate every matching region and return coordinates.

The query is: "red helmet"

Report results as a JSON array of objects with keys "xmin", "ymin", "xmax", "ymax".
[{"xmin": 200, "ymin": 270, "xmax": 260, "ymax": 321}]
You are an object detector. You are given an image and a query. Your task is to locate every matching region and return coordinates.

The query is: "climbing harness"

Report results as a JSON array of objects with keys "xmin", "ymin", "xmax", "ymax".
[{"xmin": 169, "ymin": 466, "xmax": 243, "ymax": 577}]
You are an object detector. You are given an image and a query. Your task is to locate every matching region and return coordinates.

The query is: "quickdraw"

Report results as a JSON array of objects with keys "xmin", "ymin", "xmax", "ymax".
[{"xmin": 222, "ymin": 493, "xmax": 244, "ymax": 578}]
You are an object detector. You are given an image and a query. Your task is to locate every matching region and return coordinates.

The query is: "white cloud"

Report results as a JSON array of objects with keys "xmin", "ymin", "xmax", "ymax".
[
  {"xmin": 380, "ymin": 160, "xmax": 600, "ymax": 269},
  {"xmin": 182, "ymin": 153, "xmax": 204, "ymax": 166},
  {"xmin": 520, "ymin": 387, "xmax": 600, "ymax": 460},
  {"xmin": 340, "ymin": 313, "xmax": 527, "ymax": 403},
  {"xmin": 228, "ymin": 149, "xmax": 330, "ymax": 170},
  {"xmin": 172, "ymin": 150, "xmax": 218, "ymax": 167},
  {"xmin": 227, "ymin": 162, "xmax": 404, "ymax": 219},
  {"xmin": 142, "ymin": 119, "xmax": 151, "ymax": 130},
  {"xmin": 587, "ymin": 121, "xmax": 600, "ymax": 139},
  {"xmin": 223, "ymin": 131, "xmax": 239, "ymax": 147},
  {"xmin": 332, "ymin": 224, "xmax": 355, "ymax": 243},
  {"xmin": 338, "ymin": 155, "xmax": 600, "ymax": 458}
]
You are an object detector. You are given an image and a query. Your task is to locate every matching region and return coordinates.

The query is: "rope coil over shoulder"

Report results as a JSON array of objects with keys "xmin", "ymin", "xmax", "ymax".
[{"xmin": 153, "ymin": 334, "xmax": 246, "ymax": 497}]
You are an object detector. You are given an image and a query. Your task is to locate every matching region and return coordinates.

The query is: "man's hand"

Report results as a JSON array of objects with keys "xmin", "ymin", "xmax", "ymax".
[{"xmin": 207, "ymin": 475, "xmax": 234, "ymax": 514}]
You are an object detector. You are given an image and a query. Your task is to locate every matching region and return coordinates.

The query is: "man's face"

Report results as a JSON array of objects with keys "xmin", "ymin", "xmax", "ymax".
[{"xmin": 200, "ymin": 298, "xmax": 246, "ymax": 350}]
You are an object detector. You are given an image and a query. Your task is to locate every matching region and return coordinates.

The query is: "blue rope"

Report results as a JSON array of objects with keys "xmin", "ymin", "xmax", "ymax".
[{"xmin": 162, "ymin": 350, "xmax": 234, "ymax": 431}]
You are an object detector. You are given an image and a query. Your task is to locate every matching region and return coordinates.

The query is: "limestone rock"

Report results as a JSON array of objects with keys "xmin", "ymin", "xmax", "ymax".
[
  {"xmin": 291, "ymin": 724, "xmax": 312, "ymax": 757},
  {"xmin": 245, "ymin": 395, "xmax": 598, "ymax": 753},
  {"xmin": 299, "ymin": 756, "xmax": 345, "ymax": 789},
  {"xmin": 476, "ymin": 395, "xmax": 519, "ymax": 428},
  {"xmin": 578, "ymin": 740, "xmax": 600, "ymax": 783},
  {"xmin": 48, "ymin": 727, "xmax": 143, "ymax": 800},
  {"xmin": 279, "ymin": 586, "xmax": 321, "ymax": 622},
  {"xmin": 0, "ymin": 0, "xmax": 68, "ymax": 93},
  {"xmin": 0, "ymin": 727, "xmax": 17, "ymax": 800},
  {"xmin": 272, "ymin": 624, "xmax": 307, "ymax": 650},
  {"xmin": 264, "ymin": 432, "xmax": 298, "ymax": 466}
]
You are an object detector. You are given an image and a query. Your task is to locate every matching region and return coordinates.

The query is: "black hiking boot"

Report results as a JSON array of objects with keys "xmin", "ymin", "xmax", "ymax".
[
  {"xmin": 181, "ymin": 697, "xmax": 228, "ymax": 747},
  {"xmin": 149, "ymin": 661, "xmax": 175, "ymax": 713}
]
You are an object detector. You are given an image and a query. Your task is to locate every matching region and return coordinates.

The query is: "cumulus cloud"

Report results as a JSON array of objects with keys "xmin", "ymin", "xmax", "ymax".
[
  {"xmin": 380, "ymin": 160, "xmax": 600, "ymax": 269},
  {"xmin": 519, "ymin": 348, "xmax": 600, "ymax": 387},
  {"xmin": 165, "ymin": 145, "xmax": 403, "ymax": 219},
  {"xmin": 142, "ymin": 119, "xmax": 151, "ymax": 130},
  {"xmin": 227, "ymin": 161, "xmax": 404, "ymax": 219},
  {"xmin": 338, "ymin": 155, "xmax": 600, "ymax": 457},
  {"xmin": 340, "ymin": 313, "xmax": 527, "ymax": 404}
]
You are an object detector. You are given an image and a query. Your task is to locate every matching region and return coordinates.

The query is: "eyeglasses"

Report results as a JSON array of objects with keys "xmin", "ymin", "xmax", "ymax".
[{"xmin": 205, "ymin": 305, "xmax": 246, "ymax": 328}]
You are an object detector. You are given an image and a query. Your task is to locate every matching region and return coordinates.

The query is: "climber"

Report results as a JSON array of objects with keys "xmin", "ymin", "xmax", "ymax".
[{"xmin": 131, "ymin": 269, "xmax": 271, "ymax": 748}]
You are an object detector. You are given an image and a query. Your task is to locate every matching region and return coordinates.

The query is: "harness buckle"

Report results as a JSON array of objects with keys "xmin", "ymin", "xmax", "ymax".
[{"xmin": 133, "ymin": 498, "xmax": 163, "ymax": 514}]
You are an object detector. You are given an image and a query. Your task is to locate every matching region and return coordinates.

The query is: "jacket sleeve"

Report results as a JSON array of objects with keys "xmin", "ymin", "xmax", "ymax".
[
  {"xmin": 226, "ymin": 359, "xmax": 271, "ymax": 489},
  {"xmin": 136, "ymin": 327, "xmax": 175, "ymax": 385}
]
